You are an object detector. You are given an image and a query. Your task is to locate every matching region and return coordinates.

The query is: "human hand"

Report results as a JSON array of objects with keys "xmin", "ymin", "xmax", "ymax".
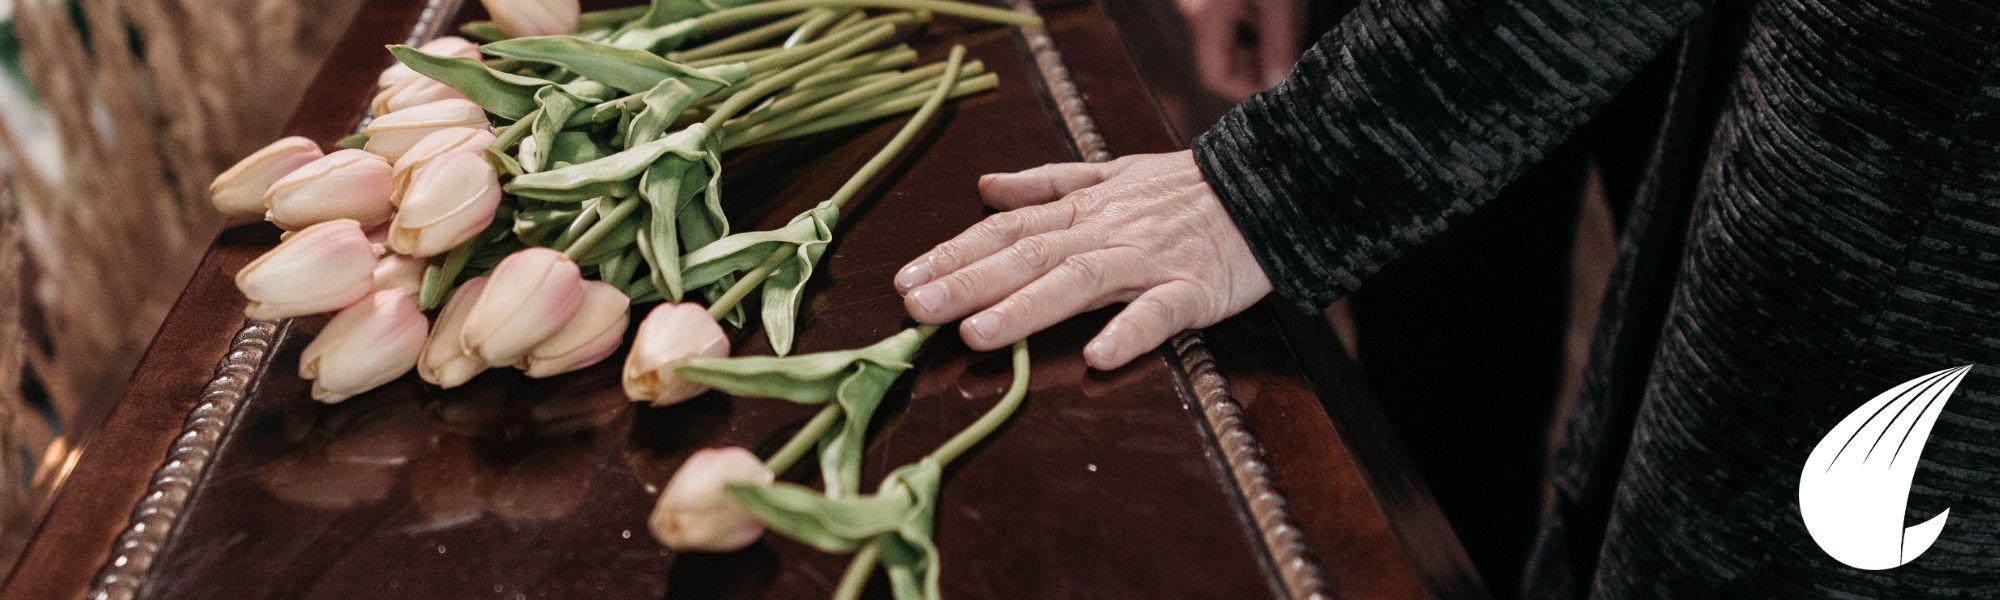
[
  {"xmin": 1177, "ymin": 0, "xmax": 1301, "ymax": 100},
  {"xmin": 895, "ymin": 151, "xmax": 1272, "ymax": 370}
]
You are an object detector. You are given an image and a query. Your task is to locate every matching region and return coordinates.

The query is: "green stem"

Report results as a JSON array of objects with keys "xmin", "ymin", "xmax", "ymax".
[
  {"xmin": 706, "ymin": 246, "xmax": 793, "ymax": 320},
  {"xmin": 732, "ymin": 58, "xmax": 976, "ymax": 142},
  {"xmin": 792, "ymin": 46, "xmax": 919, "ymax": 90},
  {"xmin": 831, "ymin": 539, "xmax": 885, "ymax": 600},
  {"xmin": 730, "ymin": 72, "xmax": 995, "ymax": 149},
  {"xmin": 489, "ymin": 111, "xmax": 537, "ymax": 153},
  {"xmin": 764, "ymin": 404, "xmax": 841, "ymax": 474},
  {"xmin": 685, "ymin": 46, "xmax": 781, "ymax": 69},
  {"xmin": 563, "ymin": 196, "xmax": 641, "ymax": 260},
  {"xmin": 930, "ymin": 340, "xmax": 1029, "ymax": 466},
  {"xmin": 783, "ymin": 8, "xmax": 845, "ymax": 48},
  {"xmin": 674, "ymin": 11, "xmax": 816, "ymax": 61},
  {"xmin": 549, "ymin": 198, "xmax": 604, "ymax": 250},
  {"xmin": 722, "ymin": 71, "xmax": 898, "ymax": 131},
  {"xmin": 827, "ymin": 45, "xmax": 965, "ymax": 211},
  {"xmin": 693, "ymin": 0, "xmax": 1041, "ymax": 30},
  {"xmin": 703, "ymin": 23, "xmax": 895, "ymax": 128}
]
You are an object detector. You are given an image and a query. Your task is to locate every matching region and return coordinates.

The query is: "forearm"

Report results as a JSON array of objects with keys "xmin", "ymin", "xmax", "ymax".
[{"xmin": 1195, "ymin": 0, "xmax": 1709, "ymax": 310}]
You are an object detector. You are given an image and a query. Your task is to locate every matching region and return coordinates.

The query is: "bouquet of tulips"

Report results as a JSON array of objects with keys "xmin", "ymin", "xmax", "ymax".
[{"xmin": 210, "ymin": 0, "xmax": 1041, "ymax": 597}]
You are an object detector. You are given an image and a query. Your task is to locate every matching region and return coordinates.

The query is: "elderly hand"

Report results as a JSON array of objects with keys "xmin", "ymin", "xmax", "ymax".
[{"xmin": 895, "ymin": 151, "xmax": 1272, "ymax": 370}]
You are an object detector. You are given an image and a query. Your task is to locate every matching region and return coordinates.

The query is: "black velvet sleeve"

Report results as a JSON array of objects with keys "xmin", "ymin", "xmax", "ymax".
[{"xmin": 1193, "ymin": 0, "xmax": 1710, "ymax": 311}]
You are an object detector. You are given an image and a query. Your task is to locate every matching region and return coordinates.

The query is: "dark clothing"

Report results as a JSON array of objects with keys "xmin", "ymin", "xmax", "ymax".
[{"xmin": 1194, "ymin": 0, "xmax": 2000, "ymax": 597}]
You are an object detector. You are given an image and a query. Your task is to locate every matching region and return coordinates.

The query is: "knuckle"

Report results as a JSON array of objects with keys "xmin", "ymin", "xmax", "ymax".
[
  {"xmin": 1059, "ymin": 254, "xmax": 1106, "ymax": 287},
  {"xmin": 1011, "ymin": 236, "xmax": 1059, "ymax": 270}
]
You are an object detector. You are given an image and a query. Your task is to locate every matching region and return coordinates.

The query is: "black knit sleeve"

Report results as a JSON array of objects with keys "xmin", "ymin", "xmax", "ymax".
[{"xmin": 1193, "ymin": 0, "xmax": 1709, "ymax": 311}]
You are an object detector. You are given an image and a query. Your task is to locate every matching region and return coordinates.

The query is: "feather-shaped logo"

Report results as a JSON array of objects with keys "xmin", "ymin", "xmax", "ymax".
[{"xmin": 1800, "ymin": 365, "xmax": 1973, "ymax": 570}]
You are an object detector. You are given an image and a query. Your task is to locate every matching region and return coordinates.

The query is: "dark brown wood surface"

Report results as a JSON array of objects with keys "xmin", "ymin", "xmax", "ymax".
[{"xmin": 0, "ymin": 0, "xmax": 1477, "ymax": 598}]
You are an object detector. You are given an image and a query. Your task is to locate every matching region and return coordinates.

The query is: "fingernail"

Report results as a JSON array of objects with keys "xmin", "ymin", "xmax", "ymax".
[
  {"xmin": 910, "ymin": 284, "xmax": 945, "ymax": 314},
  {"xmin": 965, "ymin": 311, "xmax": 1001, "ymax": 340},
  {"xmin": 895, "ymin": 261, "xmax": 933, "ymax": 290},
  {"xmin": 1087, "ymin": 336, "xmax": 1117, "ymax": 364}
]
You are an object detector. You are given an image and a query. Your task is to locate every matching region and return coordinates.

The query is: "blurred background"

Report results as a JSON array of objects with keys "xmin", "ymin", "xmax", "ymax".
[
  {"xmin": 0, "ymin": 0, "xmax": 1631, "ymax": 595},
  {"xmin": 0, "ymin": 0, "xmax": 363, "ymax": 570}
]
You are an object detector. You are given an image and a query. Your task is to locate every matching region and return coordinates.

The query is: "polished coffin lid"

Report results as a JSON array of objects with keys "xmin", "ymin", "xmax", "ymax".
[{"xmin": 0, "ymin": 0, "xmax": 1480, "ymax": 598}]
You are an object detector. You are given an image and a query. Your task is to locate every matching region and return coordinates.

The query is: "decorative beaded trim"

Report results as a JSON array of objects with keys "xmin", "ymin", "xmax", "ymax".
[{"xmin": 85, "ymin": 2, "xmax": 462, "ymax": 598}]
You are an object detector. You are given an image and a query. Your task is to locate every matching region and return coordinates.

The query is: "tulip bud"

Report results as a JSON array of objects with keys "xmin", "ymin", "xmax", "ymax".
[
  {"xmin": 387, "ymin": 152, "xmax": 502, "ymax": 257},
  {"xmin": 262, "ymin": 149, "xmax": 395, "ymax": 230},
  {"xmin": 236, "ymin": 219, "xmax": 378, "ymax": 320},
  {"xmin": 373, "ymin": 253, "xmax": 428, "ymax": 297},
  {"xmin": 649, "ymin": 447, "xmax": 773, "ymax": 552},
  {"xmin": 209, "ymin": 137, "xmax": 323, "ymax": 218},
  {"xmin": 391, "ymin": 127, "xmax": 496, "ymax": 205},
  {"xmin": 371, "ymin": 75, "xmax": 467, "ymax": 116},
  {"xmin": 419, "ymin": 277, "xmax": 490, "ymax": 388},
  {"xmin": 481, "ymin": 0, "xmax": 580, "ymax": 38},
  {"xmin": 461, "ymin": 248, "xmax": 583, "ymax": 367},
  {"xmin": 300, "ymin": 290, "xmax": 428, "ymax": 403},
  {"xmin": 522, "ymin": 281, "xmax": 630, "ymax": 378},
  {"xmin": 362, "ymin": 99, "xmax": 489, "ymax": 161},
  {"xmin": 380, "ymin": 36, "xmax": 480, "ymax": 89},
  {"xmin": 622, "ymin": 303, "xmax": 730, "ymax": 406}
]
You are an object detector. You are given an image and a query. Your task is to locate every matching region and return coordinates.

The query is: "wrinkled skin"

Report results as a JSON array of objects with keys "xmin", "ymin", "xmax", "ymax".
[{"xmin": 897, "ymin": 151, "xmax": 1272, "ymax": 370}]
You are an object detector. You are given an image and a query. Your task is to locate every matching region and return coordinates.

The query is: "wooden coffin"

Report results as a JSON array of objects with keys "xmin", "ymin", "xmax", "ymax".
[{"xmin": 0, "ymin": 0, "xmax": 1482, "ymax": 598}]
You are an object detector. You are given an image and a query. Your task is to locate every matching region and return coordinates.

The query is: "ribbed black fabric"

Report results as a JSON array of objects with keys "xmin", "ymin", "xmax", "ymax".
[{"xmin": 1194, "ymin": 0, "xmax": 2000, "ymax": 597}]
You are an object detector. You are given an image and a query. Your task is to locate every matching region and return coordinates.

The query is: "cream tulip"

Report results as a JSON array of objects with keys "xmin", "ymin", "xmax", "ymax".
[
  {"xmin": 387, "ymin": 151, "xmax": 501, "ymax": 257},
  {"xmin": 300, "ymin": 290, "xmax": 428, "ymax": 403},
  {"xmin": 461, "ymin": 248, "xmax": 583, "ymax": 367},
  {"xmin": 622, "ymin": 302, "xmax": 730, "ymax": 406},
  {"xmin": 379, "ymin": 36, "xmax": 480, "ymax": 89},
  {"xmin": 362, "ymin": 99, "xmax": 489, "ymax": 161},
  {"xmin": 371, "ymin": 75, "xmax": 467, "ymax": 116},
  {"xmin": 209, "ymin": 136, "xmax": 323, "ymax": 218},
  {"xmin": 522, "ymin": 281, "xmax": 630, "ymax": 378},
  {"xmin": 481, "ymin": 0, "xmax": 581, "ymax": 38},
  {"xmin": 648, "ymin": 447, "xmax": 773, "ymax": 552},
  {"xmin": 236, "ymin": 219, "xmax": 378, "ymax": 320},
  {"xmin": 390, "ymin": 127, "xmax": 496, "ymax": 205},
  {"xmin": 262, "ymin": 149, "xmax": 394, "ymax": 230},
  {"xmin": 419, "ymin": 277, "xmax": 490, "ymax": 388},
  {"xmin": 372, "ymin": 253, "xmax": 428, "ymax": 297}
]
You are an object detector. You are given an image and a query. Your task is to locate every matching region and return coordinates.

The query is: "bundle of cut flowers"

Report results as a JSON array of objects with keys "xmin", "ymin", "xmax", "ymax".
[{"xmin": 209, "ymin": 0, "xmax": 1040, "ymax": 597}]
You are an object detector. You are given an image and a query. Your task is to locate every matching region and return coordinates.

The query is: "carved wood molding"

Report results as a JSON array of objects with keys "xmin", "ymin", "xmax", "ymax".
[
  {"xmin": 1003, "ymin": 2, "xmax": 1333, "ymax": 598},
  {"xmin": 85, "ymin": 2, "xmax": 462, "ymax": 598}
]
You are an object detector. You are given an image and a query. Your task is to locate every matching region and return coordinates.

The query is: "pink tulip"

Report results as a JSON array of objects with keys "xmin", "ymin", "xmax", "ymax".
[
  {"xmin": 648, "ymin": 447, "xmax": 773, "ymax": 552},
  {"xmin": 299, "ymin": 290, "xmax": 428, "ymax": 403},
  {"xmin": 522, "ymin": 281, "xmax": 630, "ymax": 378},
  {"xmin": 622, "ymin": 302, "xmax": 730, "ymax": 406},
  {"xmin": 362, "ymin": 98, "xmax": 489, "ymax": 161},
  {"xmin": 391, "ymin": 127, "xmax": 496, "ymax": 205},
  {"xmin": 387, "ymin": 151, "xmax": 501, "ymax": 257},
  {"xmin": 262, "ymin": 149, "xmax": 395, "ymax": 230},
  {"xmin": 371, "ymin": 75, "xmax": 467, "ymax": 116},
  {"xmin": 209, "ymin": 136, "xmax": 323, "ymax": 218},
  {"xmin": 373, "ymin": 253, "xmax": 428, "ymax": 297},
  {"xmin": 481, "ymin": 0, "xmax": 580, "ymax": 38},
  {"xmin": 235, "ymin": 219, "xmax": 377, "ymax": 320},
  {"xmin": 461, "ymin": 248, "xmax": 583, "ymax": 367},
  {"xmin": 419, "ymin": 277, "xmax": 490, "ymax": 388}
]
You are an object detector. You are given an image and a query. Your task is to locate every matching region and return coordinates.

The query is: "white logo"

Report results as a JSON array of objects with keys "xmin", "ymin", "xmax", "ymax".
[{"xmin": 1800, "ymin": 365, "xmax": 1973, "ymax": 570}]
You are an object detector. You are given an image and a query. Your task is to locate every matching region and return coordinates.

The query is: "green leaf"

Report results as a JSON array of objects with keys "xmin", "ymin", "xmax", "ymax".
[
  {"xmin": 680, "ymin": 327, "xmax": 924, "ymax": 495},
  {"xmin": 624, "ymin": 64, "xmax": 744, "ymax": 148},
  {"xmin": 480, "ymin": 35, "xmax": 729, "ymax": 93},
  {"xmin": 459, "ymin": 20, "xmax": 506, "ymax": 42},
  {"xmin": 518, "ymin": 85, "xmax": 586, "ymax": 173},
  {"xmin": 334, "ymin": 133, "xmax": 368, "ymax": 150},
  {"xmin": 504, "ymin": 124, "xmax": 705, "ymax": 201},
  {"xmin": 626, "ymin": 125, "xmax": 721, "ymax": 299},
  {"xmin": 679, "ymin": 200, "xmax": 840, "ymax": 355},
  {"xmin": 387, "ymin": 45, "xmax": 548, "ymax": 120},
  {"xmin": 728, "ymin": 458, "xmax": 947, "ymax": 600},
  {"xmin": 546, "ymin": 131, "xmax": 609, "ymax": 167}
]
